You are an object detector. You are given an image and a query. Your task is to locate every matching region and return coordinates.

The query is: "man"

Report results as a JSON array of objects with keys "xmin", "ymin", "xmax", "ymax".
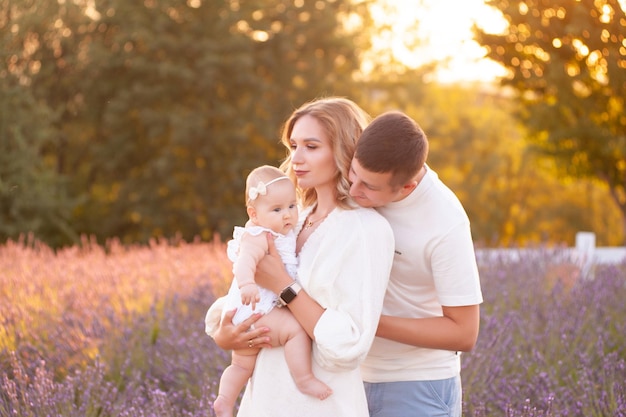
[{"xmin": 349, "ymin": 110, "xmax": 483, "ymax": 417}]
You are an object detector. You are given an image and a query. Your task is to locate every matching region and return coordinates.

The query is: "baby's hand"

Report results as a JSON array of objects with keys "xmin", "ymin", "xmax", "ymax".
[{"xmin": 240, "ymin": 283, "xmax": 260, "ymax": 311}]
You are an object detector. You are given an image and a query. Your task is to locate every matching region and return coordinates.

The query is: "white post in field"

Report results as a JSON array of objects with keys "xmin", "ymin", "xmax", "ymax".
[{"xmin": 576, "ymin": 231, "xmax": 596, "ymax": 279}]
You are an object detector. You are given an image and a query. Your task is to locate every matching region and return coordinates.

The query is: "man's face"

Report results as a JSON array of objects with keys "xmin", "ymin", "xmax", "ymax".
[{"xmin": 348, "ymin": 158, "xmax": 405, "ymax": 208}]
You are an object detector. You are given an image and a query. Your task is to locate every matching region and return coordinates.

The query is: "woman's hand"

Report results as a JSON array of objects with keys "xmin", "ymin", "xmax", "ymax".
[
  {"xmin": 213, "ymin": 308, "xmax": 271, "ymax": 351},
  {"xmin": 255, "ymin": 233, "xmax": 293, "ymax": 293}
]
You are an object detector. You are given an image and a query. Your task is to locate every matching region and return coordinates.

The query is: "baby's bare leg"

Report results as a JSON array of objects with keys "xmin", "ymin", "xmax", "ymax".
[
  {"xmin": 214, "ymin": 351, "xmax": 257, "ymax": 417},
  {"xmin": 258, "ymin": 308, "xmax": 333, "ymax": 400}
]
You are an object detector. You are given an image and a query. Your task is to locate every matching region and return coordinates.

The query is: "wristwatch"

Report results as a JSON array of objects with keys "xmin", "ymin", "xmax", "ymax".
[{"xmin": 278, "ymin": 281, "xmax": 302, "ymax": 307}]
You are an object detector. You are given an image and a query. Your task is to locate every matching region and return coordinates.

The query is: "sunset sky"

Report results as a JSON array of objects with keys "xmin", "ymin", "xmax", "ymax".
[
  {"xmin": 372, "ymin": 0, "xmax": 626, "ymax": 83},
  {"xmin": 370, "ymin": 0, "xmax": 509, "ymax": 83}
]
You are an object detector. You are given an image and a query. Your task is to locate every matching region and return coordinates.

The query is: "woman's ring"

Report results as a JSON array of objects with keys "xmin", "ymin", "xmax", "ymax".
[{"xmin": 248, "ymin": 339, "xmax": 253, "ymax": 348}]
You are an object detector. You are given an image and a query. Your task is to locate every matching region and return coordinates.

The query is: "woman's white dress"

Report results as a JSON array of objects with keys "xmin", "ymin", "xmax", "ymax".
[{"xmin": 234, "ymin": 206, "xmax": 394, "ymax": 417}]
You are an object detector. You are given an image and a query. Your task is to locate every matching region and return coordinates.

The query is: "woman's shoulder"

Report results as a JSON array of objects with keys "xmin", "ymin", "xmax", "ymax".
[
  {"xmin": 326, "ymin": 208, "xmax": 394, "ymax": 252},
  {"xmin": 335, "ymin": 206, "xmax": 391, "ymax": 231},
  {"xmin": 336, "ymin": 205, "xmax": 384, "ymax": 219}
]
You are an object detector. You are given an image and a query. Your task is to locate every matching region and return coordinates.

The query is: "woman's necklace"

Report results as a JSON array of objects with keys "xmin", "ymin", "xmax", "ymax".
[{"xmin": 304, "ymin": 211, "xmax": 329, "ymax": 230}]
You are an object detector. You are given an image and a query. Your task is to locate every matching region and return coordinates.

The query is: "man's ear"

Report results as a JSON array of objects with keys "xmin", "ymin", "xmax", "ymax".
[
  {"xmin": 400, "ymin": 181, "xmax": 418, "ymax": 197},
  {"xmin": 400, "ymin": 166, "xmax": 425, "ymax": 197},
  {"xmin": 247, "ymin": 206, "xmax": 257, "ymax": 222}
]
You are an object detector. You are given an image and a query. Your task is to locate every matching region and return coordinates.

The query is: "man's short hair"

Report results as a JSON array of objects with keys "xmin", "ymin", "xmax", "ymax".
[{"xmin": 355, "ymin": 111, "xmax": 429, "ymax": 188}]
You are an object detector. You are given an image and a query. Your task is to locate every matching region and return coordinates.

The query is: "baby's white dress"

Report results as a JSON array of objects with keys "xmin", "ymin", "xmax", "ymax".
[{"xmin": 222, "ymin": 226, "xmax": 298, "ymax": 325}]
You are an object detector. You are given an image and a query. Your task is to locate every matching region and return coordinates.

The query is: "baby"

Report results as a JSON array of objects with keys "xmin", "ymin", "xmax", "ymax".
[{"xmin": 213, "ymin": 165, "xmax": 332, "ymax": 417}]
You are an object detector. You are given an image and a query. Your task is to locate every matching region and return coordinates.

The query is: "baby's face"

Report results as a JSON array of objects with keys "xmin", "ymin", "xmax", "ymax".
[{"xmin": 251, "ymin": 180, "xmax": 298, "ymax": 235}]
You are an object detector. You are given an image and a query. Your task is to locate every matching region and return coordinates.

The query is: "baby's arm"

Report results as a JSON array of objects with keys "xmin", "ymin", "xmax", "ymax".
[{"xmin": 234, "ymin": 232, "xmax": 268, "ymax": 310}]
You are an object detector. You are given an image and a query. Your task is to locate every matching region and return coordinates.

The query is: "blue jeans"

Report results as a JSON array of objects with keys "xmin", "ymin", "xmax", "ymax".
[{"xmin": 364, "ymin": 376, "xmax": 461, "ymax": 417}]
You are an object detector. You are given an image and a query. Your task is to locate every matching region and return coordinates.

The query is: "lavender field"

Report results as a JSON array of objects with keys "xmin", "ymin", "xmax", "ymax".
[{"xmin": 1, "ymin": 236, "xmax": 625, "ymax": 416}]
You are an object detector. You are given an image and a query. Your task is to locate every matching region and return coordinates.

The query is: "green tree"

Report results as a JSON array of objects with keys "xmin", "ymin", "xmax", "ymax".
[
  {"xmin": 1, "ymin": 0, "xmax": 371, "ymax": 246},
  {"xmin": 411, "ymin": 83, "xmax": 622, "ymax": 246},
  {"xmin": 474, "ymin": 0, "xmax": 626, "ymax": 243},
  {"xmin": 0, "ymin": 80, "xmax": 76, "ymax": 246},
  {"xmin": 0, "ymin": 0, "xmax": 77, "ymax": 246},
  {"xmin": 78, "ymin": 0, "xmax": 369, "ymax": 243}
]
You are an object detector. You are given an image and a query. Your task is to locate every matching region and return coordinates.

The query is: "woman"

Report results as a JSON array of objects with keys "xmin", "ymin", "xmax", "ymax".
[{"xmin": 206, "ymin": 97, "xmax": 394, "ymax": 416}]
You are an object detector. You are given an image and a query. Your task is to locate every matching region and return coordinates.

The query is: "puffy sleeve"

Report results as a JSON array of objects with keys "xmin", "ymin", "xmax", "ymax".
[{"xmin": 300, "ymin": 208, "xmax": 394, "ymax": 371}]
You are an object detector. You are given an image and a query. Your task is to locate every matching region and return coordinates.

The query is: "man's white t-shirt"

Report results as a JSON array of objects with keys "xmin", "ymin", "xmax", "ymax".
[{"xmin": 361, "ymin": 166, "xmax": 483, "ymax": 383}]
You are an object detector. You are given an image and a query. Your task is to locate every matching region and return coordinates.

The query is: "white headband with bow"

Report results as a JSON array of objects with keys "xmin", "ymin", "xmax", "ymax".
[{"xmin": 248, "ymin": 176, "xmax": 290, "ymax": 201}]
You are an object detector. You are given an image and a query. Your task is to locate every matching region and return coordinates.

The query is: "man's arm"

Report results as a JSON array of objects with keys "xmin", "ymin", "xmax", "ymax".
[{"xmin": 376, "ymin": 304, "xmax": 480, "ymax": 352}]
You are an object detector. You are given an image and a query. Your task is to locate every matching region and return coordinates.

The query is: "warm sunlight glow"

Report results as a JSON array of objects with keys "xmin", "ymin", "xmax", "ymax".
[{"xmin": 370, "ymin": 0, "xmax": 509, "ymax": 83}]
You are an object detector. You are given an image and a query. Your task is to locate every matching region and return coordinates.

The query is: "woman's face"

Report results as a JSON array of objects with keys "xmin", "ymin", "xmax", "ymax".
[{"xmin": 289, "ymin": 115, "xmax": 337, "ymax": 191}]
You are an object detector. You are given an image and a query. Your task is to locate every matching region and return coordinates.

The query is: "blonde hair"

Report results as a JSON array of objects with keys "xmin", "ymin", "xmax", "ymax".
[
  {"xmin": 278, "ymin": 97, "xmax": 370, "ymax": 209},
  {"xmin": 245, "ymin": 165, "xmax": 289, "ymax": 206}
]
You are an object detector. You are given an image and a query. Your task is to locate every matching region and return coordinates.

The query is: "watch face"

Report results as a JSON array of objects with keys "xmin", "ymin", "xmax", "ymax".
[{"xmin": 280, "ymin": 287, "xmax": 297, "ymax": 304}]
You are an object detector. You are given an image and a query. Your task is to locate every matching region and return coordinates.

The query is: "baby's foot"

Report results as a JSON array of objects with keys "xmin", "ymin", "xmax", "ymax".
[{"xmin": 295, "ymin": 375, "xmax": 333, "ymax": 400}]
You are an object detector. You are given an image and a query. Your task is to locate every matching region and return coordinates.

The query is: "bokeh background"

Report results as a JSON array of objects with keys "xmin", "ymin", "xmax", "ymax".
[{"xmin": 2, "ymin": 2, "xmax": 626, "ymax": 416}]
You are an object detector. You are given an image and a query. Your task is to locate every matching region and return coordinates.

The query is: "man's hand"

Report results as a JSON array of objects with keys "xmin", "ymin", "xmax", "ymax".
[{"xmin": 213, "ymin": 308, "xmax": 271, "ymax": 351}]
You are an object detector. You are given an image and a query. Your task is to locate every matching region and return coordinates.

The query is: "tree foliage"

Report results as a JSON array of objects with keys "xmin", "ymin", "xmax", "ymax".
[
  {"xmin": 474, "ymin": 0, "xmax": 626, "ymax": 243},
  {"xmin": 0, "ymin": 0, "xmax": 370, "ymax": 245},
  {"xmin": 0, "ymin": 76, "xmax": 76, "ymax": 247},
  {"xmin": 0, "ymin": 0, "xmax": 77, "ymax": 247},
  {"xmin": 2, "ymin": 0, "xmax": 622, "ymax": 247},
  {"xmin": 408, "ymin": 83, "xmax": 623, "ymax": 246}
]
